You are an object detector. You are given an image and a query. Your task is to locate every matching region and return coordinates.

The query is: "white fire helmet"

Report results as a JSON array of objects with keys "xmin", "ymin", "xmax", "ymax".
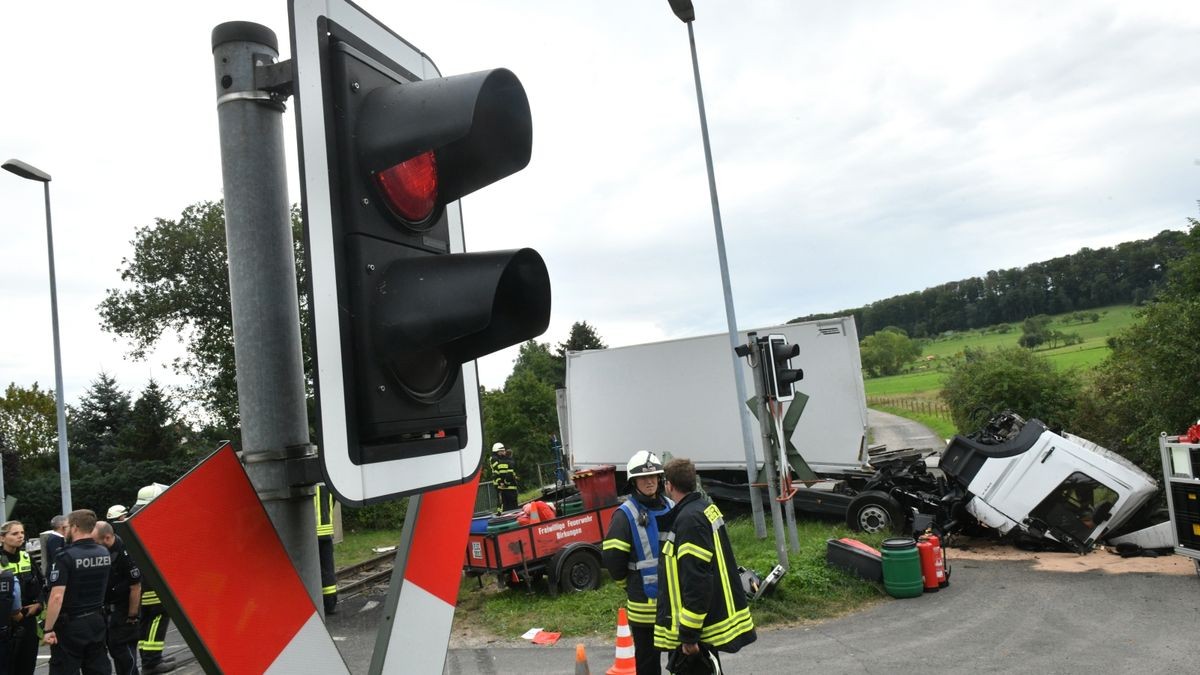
[
  {"xmin": 492, "ymin": 442, "xmax": 507, "ymax": 454},
  {"xmin": 626, "ymin": 451, "xmax": 664, "ymax": 479}
]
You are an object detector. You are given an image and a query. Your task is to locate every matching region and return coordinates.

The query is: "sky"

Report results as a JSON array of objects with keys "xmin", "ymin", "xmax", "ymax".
[{"xmin": 2, "ymin": 0, "xmax": 1198, "ymax": 413}]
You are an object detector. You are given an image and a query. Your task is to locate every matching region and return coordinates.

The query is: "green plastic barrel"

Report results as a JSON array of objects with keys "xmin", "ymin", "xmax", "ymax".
[{"xmin": 881, "ymin": 538, "xmax": 923, "ymax": 599}]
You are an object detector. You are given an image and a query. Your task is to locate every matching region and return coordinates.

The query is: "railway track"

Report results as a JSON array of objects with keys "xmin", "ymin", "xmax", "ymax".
[{"xmin": 335, "ymin": 550, "xmax": 395, "ymax": 596}]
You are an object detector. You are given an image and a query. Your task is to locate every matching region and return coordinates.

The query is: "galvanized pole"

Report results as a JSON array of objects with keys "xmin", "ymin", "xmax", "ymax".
[
  {"xmin": 748, "ymin": 336, "xmax": 789, "ymax": 568},
  {"xmin": 212, "ymin": 22, "xmax": 320, "ymax": 607},
  {"xmin": 684, "ymin": 20, "xmax": 766, "ymax": 537},
  {"xmin": 41, "ymin": 180, "xmax": 72, "ymax": 515}
]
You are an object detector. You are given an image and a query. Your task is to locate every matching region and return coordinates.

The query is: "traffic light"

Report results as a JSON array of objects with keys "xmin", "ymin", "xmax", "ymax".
[
  {"xmin": 763, "ymin": 334, "xmax": 803, "ymax": 401},
  {"xmin": 293, "ymin": 1, "xmax": 550, "ymax": 502}
]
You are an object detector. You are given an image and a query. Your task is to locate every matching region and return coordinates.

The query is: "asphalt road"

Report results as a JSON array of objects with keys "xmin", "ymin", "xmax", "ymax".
[
  {"xmin": 46, "ymin": 555, "xmax": 1195, "ymax": 675},
  {"xmin": 867, "ymin": 408, "xmax": 946, "ymax": 453}
]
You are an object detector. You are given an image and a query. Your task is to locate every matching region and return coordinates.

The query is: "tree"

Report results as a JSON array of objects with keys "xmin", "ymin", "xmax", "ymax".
[
  {"xmin": 0, "ymin": 382, "xmax": 57, "ymax": 463},
  {"xmin": 550, "ymin": 321, "xmax": 607, "ymax": 387},
  {"xmin": 507, "ymin": 340, "xmax": 559, "ymax": 390},
  {"xmin": 119, "ymin": 379, "xmax": 184, "ymax": 463},
  {"xmin": 98, "ymin": 200, "xmax": 309, "ymax": 431},
  {"xmin": 1073, "ymin": 219, "xmax": 1200, "ymax": 471},
  {"xmin": 859, "ymin": 327, "xmax": 922, "ymax": 377},
  {"xmin": 69, "ymin": 372, "xmax": 132, "ymax": 463},
  {"xmin": 941, "ymin": 347, "xmax": 1081, "ymax": 433},
  {"xmin": 482, "ymin": 370, "xmax": 558, "ymax": 489}
]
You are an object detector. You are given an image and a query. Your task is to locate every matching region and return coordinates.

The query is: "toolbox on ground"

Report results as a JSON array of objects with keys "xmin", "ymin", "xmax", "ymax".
[{"xmin": 825, "ymin": 537, "xmax": 884, "ymax": 582}]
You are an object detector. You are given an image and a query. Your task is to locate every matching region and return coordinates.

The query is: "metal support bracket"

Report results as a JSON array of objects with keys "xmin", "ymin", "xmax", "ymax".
[
  {"xmin": 239, "ymin": 443, "xmax": 321, "ymax": 500},
  {"xmin": 256, "ymin": 57, "xmax": 294, "ymax": 99}
]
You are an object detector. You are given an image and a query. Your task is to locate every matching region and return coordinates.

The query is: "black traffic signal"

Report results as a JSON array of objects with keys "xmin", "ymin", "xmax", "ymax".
[
  {"xmin": 763, "ymin": 334, "xmax": 803, "ymax": 402},
  {"xmin": 317, "ymin": 40, "xmax": 549, "ymax": 472}
]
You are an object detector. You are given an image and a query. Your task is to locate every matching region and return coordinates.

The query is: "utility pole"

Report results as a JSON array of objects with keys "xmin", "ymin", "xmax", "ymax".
[{"xmin": 211, "ymin": 21, "xmax": 321, "ymax": 608}]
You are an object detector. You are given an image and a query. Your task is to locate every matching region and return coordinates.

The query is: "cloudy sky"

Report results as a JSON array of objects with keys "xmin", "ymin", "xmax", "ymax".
[{"xmin": 2, "ymin": 0, "xmax": 1197, "ymax": 411}]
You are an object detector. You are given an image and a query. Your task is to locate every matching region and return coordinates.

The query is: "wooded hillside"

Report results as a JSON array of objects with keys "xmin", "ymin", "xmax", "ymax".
[{"xmin": 791, "ymin": 229, "xmax": 1186, "ymax": 337}]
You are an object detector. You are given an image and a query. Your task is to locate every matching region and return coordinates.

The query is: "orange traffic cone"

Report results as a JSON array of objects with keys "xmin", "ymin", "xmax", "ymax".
[
  {"xmin": 576, "ymin": 643, "xmax": 591, "ymax": 675},
  {"xmin": 606, "ymin": 607, "xmax": 637, "ymax": 675}
]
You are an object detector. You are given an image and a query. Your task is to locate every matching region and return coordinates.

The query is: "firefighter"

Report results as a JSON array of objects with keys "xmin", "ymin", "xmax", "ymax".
[
  {"xmin": 315, "ymin": 483, "xmax": 338, "ymax": 615},
  {"xmin": 42, "ymin": 509, "xmax": 112, "ymax": 675},
  {"xmin": 1, "ymin": 519, "xmax": 45, "ymax": 675},
  {"xmin": 602, "ymin": 451, "xmax": 675, "ymax": 675},
  {"xmin": 132, "ymin": 484, "xmax": 175, "ymax": 673},
  {"xmin": 654, "ymin": 458, "xmax": 755, "ymax": 673},
  {"xmin": 489, "ymin": 442, "xmax": 519, "ymax": 512}
]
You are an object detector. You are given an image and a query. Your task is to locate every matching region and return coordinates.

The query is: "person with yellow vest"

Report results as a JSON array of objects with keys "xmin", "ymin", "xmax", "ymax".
[
  {"xmin": 602, "ymin": 451, "xmax": 675, "ymax": 675},
  {"xmin": 1, "ymin": 520, "xmax": 44, "ymax": 675},
  {"xmin": 315, "ymin": 483, "xmax": 338, "ymax": 615},
  {"xmin": 489, "ymin": 443, "xmax": 519, "ymax": 512},
  {"xmin": 131, "ymin": 484, "xmax": 176, "ymax": 673},
  {"xmin": 654, "ymin": 458, "xmax": 755, "ymax": 673}
]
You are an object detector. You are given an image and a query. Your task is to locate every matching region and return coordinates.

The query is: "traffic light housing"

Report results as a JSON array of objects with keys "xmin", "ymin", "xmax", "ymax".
[
  {"xmin": 292, "ymin": 1, "xmax": 550, "ymax": 502},
  {"xmin": 763, "ymin": 334, "xmax": 803, "ymax": 402}
]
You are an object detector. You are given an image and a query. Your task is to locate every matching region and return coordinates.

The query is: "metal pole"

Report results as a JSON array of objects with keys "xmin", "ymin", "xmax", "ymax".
[
  {"xmin": 685, "ymin": 21, "xmax": 766, "ymax": 537},
  {"xmin": 774, "ymin": 406, "xmax": 800, "ymax": 553},
  {"xmin": 212, "ymin": 22, "xmax": 320, "ymax": 608},
  {"xmin": 744, "ymin": 336, "xmax": 792, "ymax": 566},
  {"xmin": 42, "ymin": 181, "xmax": 72, "ymax": 515}
]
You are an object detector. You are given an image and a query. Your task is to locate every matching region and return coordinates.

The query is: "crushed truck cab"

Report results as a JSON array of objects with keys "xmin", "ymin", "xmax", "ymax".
[{"xmin": 852, "ymin": 413, "xmax": 1160, "ymax": 553}]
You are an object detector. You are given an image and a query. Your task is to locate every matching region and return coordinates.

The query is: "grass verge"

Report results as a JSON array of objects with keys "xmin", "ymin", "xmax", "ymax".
[
  {"xmin": 451, "ymin": 515, "xmax": 888, "ymax": 641},
  {"xmin": 336, "ymin": 529, "xmax": 402, "ymax": 568}
]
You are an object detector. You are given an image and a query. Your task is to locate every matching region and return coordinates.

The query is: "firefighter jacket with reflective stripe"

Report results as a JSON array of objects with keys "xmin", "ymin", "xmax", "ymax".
[
  {"xmin": 489, "ymin": 454, "xmax": 518, "ymax": 492},
  {"xmin": 315, "ymin": 484, "xmax": 335, "ymax": 538},
  {"xmin": 602, "ymin": 492, "xmax": 674, "ymax": 625},
  {"xmin": 653, "ymin": 492, "xmax": 756, "ymax": 653}
]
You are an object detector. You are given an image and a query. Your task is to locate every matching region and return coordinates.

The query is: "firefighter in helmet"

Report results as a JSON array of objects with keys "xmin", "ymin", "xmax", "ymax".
[
  {"xmin": 489, "ymin": 442, "xmax": 519, "ymax": 512},
  {"xmin": 602, "ymin": 451, "xmax": 675, "ymax": 674}
]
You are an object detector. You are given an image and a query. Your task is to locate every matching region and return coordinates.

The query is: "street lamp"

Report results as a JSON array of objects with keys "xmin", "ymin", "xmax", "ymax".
[
  {"xmin": 664, "ymin": 1, "xmax": 767, "ymax": 537},
  {"xmin": 3, "ymin": 158, "xmax": 72, "ymax": 515}
]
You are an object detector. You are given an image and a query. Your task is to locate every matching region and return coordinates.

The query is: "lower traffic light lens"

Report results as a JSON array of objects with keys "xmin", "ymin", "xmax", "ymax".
[
  {"xmin": 375, "ymin": 151, "xmax": 438, "ymax": 226},
  {"xmin": 386, "ymin": 346, "xmax": 456, "ymax": 404}
]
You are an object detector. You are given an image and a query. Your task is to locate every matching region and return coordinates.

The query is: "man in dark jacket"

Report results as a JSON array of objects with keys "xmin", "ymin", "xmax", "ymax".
[
  {"xmin": 603, "ymin": 451, "xmax": 675, "ymax": 674},
  {"xmin": 489, "ymin": 443, "xmax": 519, "ymax": 512},
  {"xmin": 654, "ymin": 458, "xmax": 755, "ymax": 672}
]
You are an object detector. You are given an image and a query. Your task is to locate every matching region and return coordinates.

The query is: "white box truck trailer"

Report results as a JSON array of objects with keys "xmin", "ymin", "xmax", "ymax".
[{"xmin": 560, "ymin": 316, "xmax": 870, "ymax": 513}]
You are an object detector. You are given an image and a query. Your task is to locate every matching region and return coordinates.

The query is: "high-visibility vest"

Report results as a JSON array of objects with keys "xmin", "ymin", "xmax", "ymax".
[{"xmin": 315, "ymin": 484, "xmax": 335, "ymax": 538}]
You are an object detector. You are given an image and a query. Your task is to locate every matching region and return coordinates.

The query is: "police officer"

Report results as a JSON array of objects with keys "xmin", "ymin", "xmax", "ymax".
[
  {"xmin": 315, "ymin": 484, "xmax": 338, "ymax": 615},
  {"xmin": 654, "ymin": 458, "xmax": 756, "ymax": 673},
  {"xmin": 95, "ymin": 520, "xmax": 141, "ymax": 675},
  {"xmin": 43, "ymin": 509, "xmax": 112, "ymax": 675},
  {"xmin": 2, "ymin": 519, "xmax": 45, "ymax": 675},
  {"xmin": 489, "ymin": 442, "xmax": 519, "ymax": 512},
  {"xmin": 602, "ymin": 451, "xmax": 675, "ymax": 675},
  {"xmin": 0, "ymin": 567, "xmax": 19, "ymax": 669}
]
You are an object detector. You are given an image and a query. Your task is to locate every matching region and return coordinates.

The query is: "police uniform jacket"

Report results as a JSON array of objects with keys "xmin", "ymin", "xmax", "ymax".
[
  {"xmin": 104, "ymin": 535, "xmax": 141, "ymax": 611},
  {"xmin": 49, "ymin": 538, "xmax": 112, "ymax": 620},
  {"xmin": 489, "ymin": 454, "xmax": 518, "ymax": 491},
  {"xmin": 0, "ymin": 547, "xmax": 44, "ymax": 613},
  {"xmin": 602, "ymin": 490, "xmax": 674, "ymax": 625},
  {"xmin": 653, "ymin": 492, "xmax": 756, "ymax": 653}
]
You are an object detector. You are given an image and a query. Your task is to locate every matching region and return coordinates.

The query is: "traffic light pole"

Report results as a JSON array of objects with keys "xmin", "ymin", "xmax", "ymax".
[
  {"xmin": 212, "ymin": 22, "xmax": 321, "ymax": 609},
  {"xmin": 747, "ymin": 336, "xmax": 789, "ymax": 568}
]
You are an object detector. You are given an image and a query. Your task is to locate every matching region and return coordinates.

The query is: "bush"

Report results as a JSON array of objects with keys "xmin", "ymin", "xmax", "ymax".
[{"xmin": 941, "ymin": 347, "xmax": 1081, "ymax": 432}]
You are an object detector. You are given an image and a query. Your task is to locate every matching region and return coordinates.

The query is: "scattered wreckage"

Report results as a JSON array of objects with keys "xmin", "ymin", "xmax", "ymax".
[{"xmin": 844, "ymin": 412, "xmax": 1163, "ymax": 554}]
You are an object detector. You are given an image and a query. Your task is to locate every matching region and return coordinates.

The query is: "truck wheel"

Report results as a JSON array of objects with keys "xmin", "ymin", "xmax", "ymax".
[
  {"xmin": 559, "ymin": 550, "xmax": 601, "ymax": 593},
  {"xmin": 847, "ymin": 491, "xmax": 902, "ymax": 534}
]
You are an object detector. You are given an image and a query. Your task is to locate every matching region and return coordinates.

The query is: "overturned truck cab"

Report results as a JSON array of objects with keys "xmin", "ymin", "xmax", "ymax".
[{"xmin": 851, "ymin": 413, "xmax": 1160, "ymax": 553}]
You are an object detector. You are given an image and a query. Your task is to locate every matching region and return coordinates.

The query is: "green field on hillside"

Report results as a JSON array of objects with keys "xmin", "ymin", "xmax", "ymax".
[{"xmin": 865, "ymin": 304, "xmax": 1138, "ymax": 400}]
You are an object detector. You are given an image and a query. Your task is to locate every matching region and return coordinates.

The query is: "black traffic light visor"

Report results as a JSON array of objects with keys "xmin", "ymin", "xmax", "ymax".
[{"xmin": 357, "ymin": 68, "xmax": 532, "ymax": 209}]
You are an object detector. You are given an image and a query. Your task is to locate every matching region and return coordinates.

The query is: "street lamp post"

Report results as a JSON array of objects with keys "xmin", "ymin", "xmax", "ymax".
[
  {"xmin": 665, "ymin": 1, "xmax": 768, "ymax": 537},
  {"xmin": 3, "ymin": 158, "xmax": 72, "ymax": 515}
]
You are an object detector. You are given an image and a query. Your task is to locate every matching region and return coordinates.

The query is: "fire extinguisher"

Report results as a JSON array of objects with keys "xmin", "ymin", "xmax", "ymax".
[
  {"xmin": 916, "ymin": 536, "xmax": 939, "ymax": 593},
  {"xmin": 925, "ymin": 533, "xmax": 948, "ymax": 589}
]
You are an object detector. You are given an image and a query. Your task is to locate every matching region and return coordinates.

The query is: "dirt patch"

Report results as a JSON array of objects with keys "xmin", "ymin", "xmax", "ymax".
[{"xmin": 950, "ymin": 535, "xmax": 1196, "ymax": 575}]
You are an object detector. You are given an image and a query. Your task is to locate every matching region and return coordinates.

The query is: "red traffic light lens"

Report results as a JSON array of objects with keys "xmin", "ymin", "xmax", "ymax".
[{"xmin": 375, "ymin": 151, "xmax": 438, "ymax": 225}]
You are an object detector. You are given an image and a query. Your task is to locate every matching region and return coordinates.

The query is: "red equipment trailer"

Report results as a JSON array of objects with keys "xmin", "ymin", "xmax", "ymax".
[{"xmin": 464, "ymin": 465, "xmax": 621, "ymax": 594}]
